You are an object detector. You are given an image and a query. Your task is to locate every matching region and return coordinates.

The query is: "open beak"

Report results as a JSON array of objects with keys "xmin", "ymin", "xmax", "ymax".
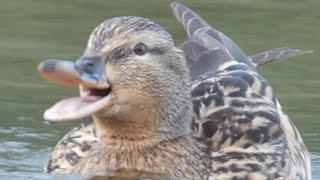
[{"xmin": 38, "ymin": 57, "xmax": 112, "ymax": 124}]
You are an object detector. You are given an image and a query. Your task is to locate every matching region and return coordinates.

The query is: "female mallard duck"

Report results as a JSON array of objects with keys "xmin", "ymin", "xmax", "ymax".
[{"xmin": 38, "ymin": 2, "xmax": 311, "ymax": 179}]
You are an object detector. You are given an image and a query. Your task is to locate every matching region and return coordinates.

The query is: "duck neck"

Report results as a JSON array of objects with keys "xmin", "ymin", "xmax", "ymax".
[
  {"xmin": 92, "ymin": 100, "xmax": 194, "ymax": 152},
  {"xmin": 93, "ymin": 117, "xmax": 159, "ymax": 151}
]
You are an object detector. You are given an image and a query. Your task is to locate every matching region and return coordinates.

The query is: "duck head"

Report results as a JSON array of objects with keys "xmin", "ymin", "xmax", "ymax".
[{"xmin": 38, "ymin": 17, "xmax": 193, "ymax": 143}]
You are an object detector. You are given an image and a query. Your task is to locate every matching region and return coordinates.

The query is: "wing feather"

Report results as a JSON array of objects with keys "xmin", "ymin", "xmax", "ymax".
[{"xmin": 171, "ymin": 2, "xmax": 256, "ymax": 77}]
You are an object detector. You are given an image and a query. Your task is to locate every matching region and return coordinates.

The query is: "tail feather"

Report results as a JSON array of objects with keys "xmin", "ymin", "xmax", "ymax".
[{"xmin": 250, "ymin": 47, "xmax": 313, "ymax": 66}]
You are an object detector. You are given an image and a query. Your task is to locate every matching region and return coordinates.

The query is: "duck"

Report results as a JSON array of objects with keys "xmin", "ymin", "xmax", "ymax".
[{"xmin": 37, "ymin": 2, "xmax": 311, "ymax": 179}]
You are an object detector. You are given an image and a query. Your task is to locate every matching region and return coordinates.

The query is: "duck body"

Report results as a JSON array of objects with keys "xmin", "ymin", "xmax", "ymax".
[
  {"xmin": 41, "ymin": 2, "xmax": 311, "ymax": 179},
  {"xmin": 47, "ymin": 119, "xmax": 210, "ymax": 178},
  {"xmin": 46, "ymin": 68, "xmax": 309, "ymax": 179},
  {"xmin": 192, "ymin": 69, "xmax": 309, "ymax": 179}
]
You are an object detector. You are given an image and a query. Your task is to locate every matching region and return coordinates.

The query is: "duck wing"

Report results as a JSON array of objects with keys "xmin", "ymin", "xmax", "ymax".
[
  {"xmin": 171, "ymin": 2, "xmax": 255, "ymax": 79},
  {"xmin": 171, "ymin": 2, "xmax": 311, "ymax": 179},
  {"xmin": 171, "ymin": 2, "xmax": 312, "ymax": 78}
]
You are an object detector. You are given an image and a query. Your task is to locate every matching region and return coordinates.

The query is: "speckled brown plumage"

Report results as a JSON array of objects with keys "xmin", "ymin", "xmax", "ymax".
[{"xmin": 43, "ymin": 2, "xmax": 311, "ymax": 179}]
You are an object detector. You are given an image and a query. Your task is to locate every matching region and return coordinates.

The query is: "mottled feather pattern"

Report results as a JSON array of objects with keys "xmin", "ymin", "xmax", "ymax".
[
  {"xmin": 45, "ymin": 2, "xmax": 310, "ymax": 179},
  {"xmin": 191, "ymin": 62, "xmax": 309, "ymax": 179},
  {"xmin": 47, "ymin": 118, "xmax": 210, "ymax": 178},
  {"xmin": 46, "ymin": 118, "xmax": 99, "ymax": 173},
  {"xmin": 172, "ymin": 2, "xmax": 310, "ymax": 179}
]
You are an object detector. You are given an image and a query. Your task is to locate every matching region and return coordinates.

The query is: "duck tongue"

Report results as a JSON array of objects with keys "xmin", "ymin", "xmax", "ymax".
[{"xmin": 44, "ymin": 95, "xmax": 111, "ymax": 124}]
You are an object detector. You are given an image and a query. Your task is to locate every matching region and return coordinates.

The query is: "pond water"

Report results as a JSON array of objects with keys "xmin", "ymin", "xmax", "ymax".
[{"xmin": 0, "ymin": 0, "xmax": 319, "ymax": 179}]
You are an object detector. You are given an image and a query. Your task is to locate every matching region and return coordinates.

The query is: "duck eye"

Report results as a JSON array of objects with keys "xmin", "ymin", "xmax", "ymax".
[{"xmin": 133, "ymin": 42, "xmax": 147, "ymax": 56}]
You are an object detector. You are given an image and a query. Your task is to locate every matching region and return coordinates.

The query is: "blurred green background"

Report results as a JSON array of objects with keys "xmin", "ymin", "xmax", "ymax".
[{"xmin": 0, "ymin": 0, "xmax": 319, "ymax": 178}]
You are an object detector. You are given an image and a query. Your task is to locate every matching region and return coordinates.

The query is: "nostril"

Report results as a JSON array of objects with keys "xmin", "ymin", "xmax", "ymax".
[
  {"xmin": 84, "ymin": 60, "xmax": 94, "ymax": 67},
  {"xmin": 75, "ymin": 56, "xmax": 99, "ymax": 74},
  {"xmin": 83, "ymin": 61, "xmax": 94, "ymax": 68},
  {"xmin": 82, "ymin": 60, "xmax": 95, "ymax": 74}
]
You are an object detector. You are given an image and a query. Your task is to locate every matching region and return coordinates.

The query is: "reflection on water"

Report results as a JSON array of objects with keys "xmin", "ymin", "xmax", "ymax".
[
  {"xmin": 0, "ymin": 0, "xmax": 319, "ymax": 179},
  {"xmin": 311, "ymin": 153, "xmax": 320, "ymax": 179}
]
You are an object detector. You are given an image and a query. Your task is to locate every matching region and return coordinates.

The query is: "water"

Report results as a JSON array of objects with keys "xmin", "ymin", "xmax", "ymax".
[{"xmin": 0, "ymin": 0, "xmax": 319, "ymax": 179}]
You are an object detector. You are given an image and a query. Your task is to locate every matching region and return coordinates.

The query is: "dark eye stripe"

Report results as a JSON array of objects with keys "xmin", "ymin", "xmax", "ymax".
[
  {"xmin": 148, "ymin": 47, "xmax": 166, "ymax": 55},
  {"xmin": 106, "ymin": 44, "xmax": 165, "ymax": 63},
  {"xmin": 107, "ymin": 45, "xmax": 130, "ymax": 62},
  {"xmin": 113, "ymin": 49, "xmax": 127, "ymax": 59}
]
